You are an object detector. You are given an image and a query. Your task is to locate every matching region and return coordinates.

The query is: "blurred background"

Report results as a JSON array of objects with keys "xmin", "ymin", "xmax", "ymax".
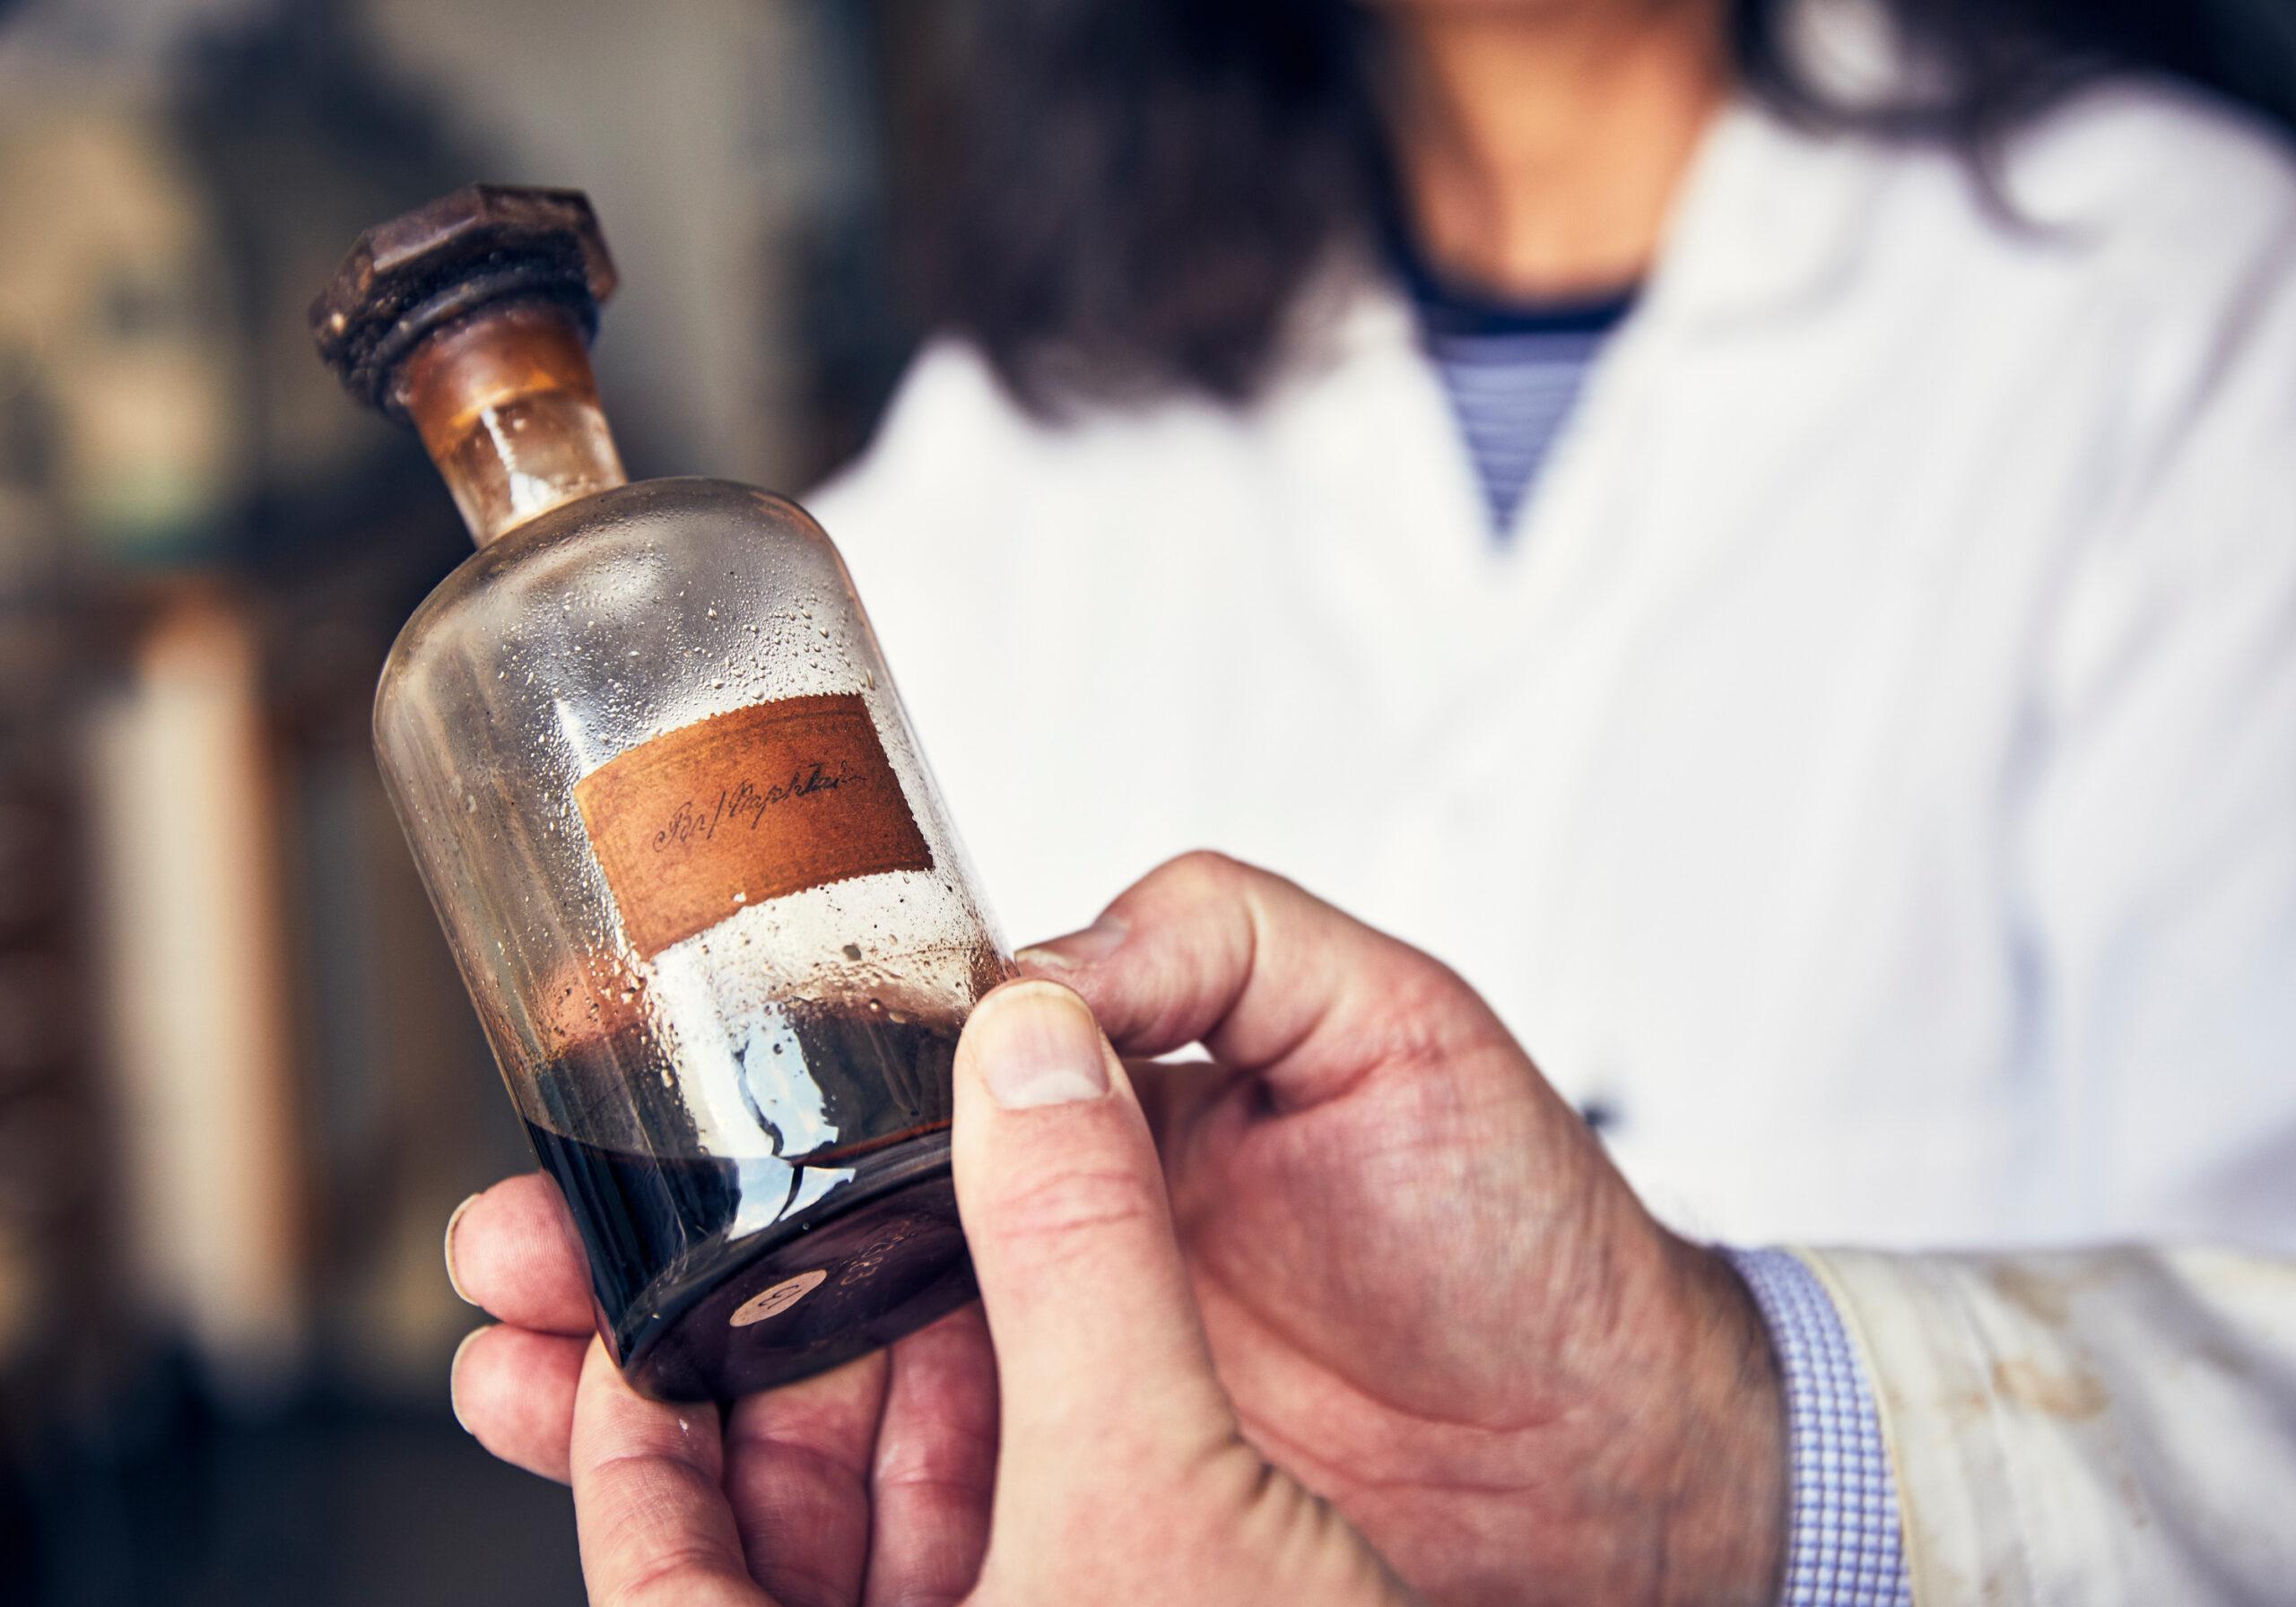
[
  {"xmin": 0, "ymin": 0, "xmax": 950, "ymax": 1599},
  {"xmin": 7, "ymin": 0, "xmax": 2296, "ymax": 1600}
]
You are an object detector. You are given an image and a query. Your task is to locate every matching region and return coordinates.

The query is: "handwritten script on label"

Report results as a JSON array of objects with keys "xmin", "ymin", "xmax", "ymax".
[
  {"xmin": 653, "ymin": 761, "xmax": 865, "ymax": 853},
  {"xmin": 575, "ymin": 693, "xmax": 932, "ymax": 957}
]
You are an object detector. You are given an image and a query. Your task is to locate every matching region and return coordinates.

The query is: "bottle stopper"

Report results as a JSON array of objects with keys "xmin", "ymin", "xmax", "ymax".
[{"xmin": 310, "ymin": 183, "xmax": 618, "ymax": 420}]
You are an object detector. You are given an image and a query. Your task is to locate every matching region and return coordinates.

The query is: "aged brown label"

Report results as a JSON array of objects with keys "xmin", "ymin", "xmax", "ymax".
[{"xmin": 574, "ymin": 692, "xmax": 933, "ymax": 957}]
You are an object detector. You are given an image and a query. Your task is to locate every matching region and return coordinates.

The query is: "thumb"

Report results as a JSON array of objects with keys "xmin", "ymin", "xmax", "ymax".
[{"xmin": 952, "ymin": 979, "xmax": 1235, "ymax": 1484}]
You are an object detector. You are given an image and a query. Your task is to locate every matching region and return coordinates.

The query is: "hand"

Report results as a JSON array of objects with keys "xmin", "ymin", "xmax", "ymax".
[
  {"xmin": 448, "ymin": 1176, "xmax": 1000, "ymax": 1603},
  {"xmin": 458, "ymin": 977, "xmax": 1411, "ymax": 1605},
  {"xmin": 447, "ymin": 853, "xmax": 1788, "ymax": 1603},
  {"xmin": 1010, "ymin": 854, "xmax": 1787, "ymax": 1605}
]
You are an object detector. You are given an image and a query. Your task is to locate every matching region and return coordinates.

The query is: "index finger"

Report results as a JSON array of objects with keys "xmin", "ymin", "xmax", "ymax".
[
  {"xmin": 569, "ymin": 1339, "xmax": 768, "ymax": 1607},
  {"xmin": 1016, "ymin": 851, "xmax": 1516, "ymax": 1110}
]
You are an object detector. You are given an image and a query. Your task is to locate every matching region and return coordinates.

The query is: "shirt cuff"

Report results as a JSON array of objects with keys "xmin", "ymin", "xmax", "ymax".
[{"xmin": 1726, "ymin": 1247, "xmax": 1915, "ymax": 1607}]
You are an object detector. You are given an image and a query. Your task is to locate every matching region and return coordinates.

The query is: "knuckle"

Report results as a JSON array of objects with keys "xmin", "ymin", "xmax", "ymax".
[
  {"xmin": 987, "ymin": 1162, "xmax": 1163, "ymax": 1264},
  {"xmin": 1149, "ymin": 847, "xmax": 1250, "ymax": 901},
  {"xmin": 1376, "ymin": 954, "xmax": 1510, "ymax": 1061}
]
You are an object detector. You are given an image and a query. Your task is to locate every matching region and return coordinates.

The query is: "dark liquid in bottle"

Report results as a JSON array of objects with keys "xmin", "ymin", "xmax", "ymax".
[{"xmin": 525, "ymin": 1009, "xmax": 978, "ymax": 1401}]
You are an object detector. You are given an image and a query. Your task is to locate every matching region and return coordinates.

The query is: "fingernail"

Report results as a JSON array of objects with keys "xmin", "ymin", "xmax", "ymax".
[
  {"xmin": 979, "ymin": 981, "xmax": 1111, "ymax": 1108},
  {"xmin": 1016, "ymin": 913, "xmax": 1128, "ymax": 970},
  {"xmin": 449, "ymin": 1325, "xmax": 489, "ymax": 1435},
  {"xmin": 444, "ymin": 1192, "xmax": 481, "ymax": 1305}
]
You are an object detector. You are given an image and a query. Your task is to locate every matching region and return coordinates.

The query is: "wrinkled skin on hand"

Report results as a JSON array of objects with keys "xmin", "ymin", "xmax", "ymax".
[{"xmin": 446, "ymin": 853, "xmax": 1785, "ymax": 1606}]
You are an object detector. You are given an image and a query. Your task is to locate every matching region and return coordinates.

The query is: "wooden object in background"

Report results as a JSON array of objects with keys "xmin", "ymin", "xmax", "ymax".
[{"xmin": 88, "ymin": 583, "xmax": 308, "ymax": 1396}]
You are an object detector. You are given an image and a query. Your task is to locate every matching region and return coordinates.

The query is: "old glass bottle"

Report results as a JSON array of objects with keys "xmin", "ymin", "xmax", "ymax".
[{"xmin": 312, "ymin": 185, "xmax": 1004, "ymax": 1400}]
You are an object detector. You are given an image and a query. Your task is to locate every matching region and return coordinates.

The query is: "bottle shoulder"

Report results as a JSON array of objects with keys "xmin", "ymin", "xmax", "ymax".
[{"xmin": 378, "ymin": 477, "xmax": 843, "ymax": 702}]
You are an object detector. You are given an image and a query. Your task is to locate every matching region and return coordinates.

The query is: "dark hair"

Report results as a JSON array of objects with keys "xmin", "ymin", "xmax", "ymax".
[{"xmin": 918, "ymin": 0, "xmax": 2296, "ymax": 413}]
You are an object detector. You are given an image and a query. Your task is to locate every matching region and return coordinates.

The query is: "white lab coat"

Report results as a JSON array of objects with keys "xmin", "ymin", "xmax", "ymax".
[
  {"xmin": 1808, "ymin": 1245, "xmax": 2296, "ymax": 1603},
  {"xmin": 811, "ymin": 80, "xmax": 2296, "ymax": 1253}
]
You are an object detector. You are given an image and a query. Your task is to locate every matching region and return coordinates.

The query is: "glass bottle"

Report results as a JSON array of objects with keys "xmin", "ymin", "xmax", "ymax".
[{"xmin": 312, "ymin": 185, "xmax": 1005, "ymax": 1401}]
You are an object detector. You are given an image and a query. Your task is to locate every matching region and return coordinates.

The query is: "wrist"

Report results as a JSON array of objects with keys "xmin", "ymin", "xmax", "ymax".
[
  {"xmin": 1545, "ymin": 1210, "xmax": 1788, "ymax": 1606},
  {"xmin": 1648, "ymin": 1237, "xmax": 1789, "ymax": 1607}
]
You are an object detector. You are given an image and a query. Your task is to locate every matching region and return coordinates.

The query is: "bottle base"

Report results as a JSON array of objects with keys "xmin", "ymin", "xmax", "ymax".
[{"xmin": 610, "ymin": 1132, "xmax": 977, "ymax": 1402}]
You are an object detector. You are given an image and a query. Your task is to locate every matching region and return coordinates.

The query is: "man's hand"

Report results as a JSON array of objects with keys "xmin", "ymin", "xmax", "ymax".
[
  {"xmin": 447, "ymin": 853, "xmax": 1787, "ymax": 1604},
  {"xmin": 471, "ymin": 977, "xmax": 1412, "ymax": 1605},
  {"xmin": 1013, "ymin": 854, "xmax": 1787, "ymax": 1604}
]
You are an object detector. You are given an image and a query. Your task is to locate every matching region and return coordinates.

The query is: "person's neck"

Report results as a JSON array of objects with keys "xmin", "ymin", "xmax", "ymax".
[{"xmin": 1386, "ymin": 4, "xmax": 1727, "ymax": 300}]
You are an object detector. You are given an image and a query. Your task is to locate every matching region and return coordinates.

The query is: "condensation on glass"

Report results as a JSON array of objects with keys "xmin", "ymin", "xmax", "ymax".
[{"xmin": 313, "ymin": 186, "xmax": 1006, "ymax": 1400}]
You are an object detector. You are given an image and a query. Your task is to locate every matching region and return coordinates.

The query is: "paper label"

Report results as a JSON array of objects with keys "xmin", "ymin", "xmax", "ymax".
[{"xmin": 574, "ymin": 692, "xmax": 933, "ymax": 957}]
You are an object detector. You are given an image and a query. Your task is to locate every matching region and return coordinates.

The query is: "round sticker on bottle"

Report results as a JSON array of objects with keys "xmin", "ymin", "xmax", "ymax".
[{"xmin": 730, "ymin": 1268, "xmax": 828, "ymax": 1327}]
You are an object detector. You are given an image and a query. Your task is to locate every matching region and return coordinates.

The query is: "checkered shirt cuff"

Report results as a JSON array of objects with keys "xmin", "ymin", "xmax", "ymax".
[{"xmin": 1726, "ymin": 1247, "xmax": 1913, "ymax": 1607}]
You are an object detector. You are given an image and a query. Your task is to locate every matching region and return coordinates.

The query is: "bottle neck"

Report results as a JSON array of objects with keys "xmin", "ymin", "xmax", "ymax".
[{"xmin": 396, "ymin": 300, "xmax": 627, "ymax": 546}]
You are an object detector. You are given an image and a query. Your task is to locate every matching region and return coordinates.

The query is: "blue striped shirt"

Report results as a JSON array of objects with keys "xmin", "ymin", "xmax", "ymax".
[{"xmin": 1395, "ymin": 248, "xmax": 1637, "ymax": 541}]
